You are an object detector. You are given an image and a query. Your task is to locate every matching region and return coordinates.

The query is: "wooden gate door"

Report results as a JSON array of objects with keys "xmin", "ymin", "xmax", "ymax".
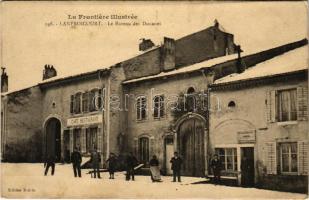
[{"xmin": 178, "ymin": 118, "xmax": 205, "ymax": 177}]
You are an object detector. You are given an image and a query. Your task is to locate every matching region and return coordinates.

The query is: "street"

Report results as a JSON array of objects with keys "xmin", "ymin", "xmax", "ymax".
[{"xmin": 1, "ymin": 163, "xmax": 307, "ymax": 199}]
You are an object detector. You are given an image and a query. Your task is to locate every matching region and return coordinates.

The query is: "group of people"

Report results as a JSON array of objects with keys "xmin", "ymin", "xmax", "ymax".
[{"xmin": 44, "ymin": 149, "xmax": 223, "ymax": 184}]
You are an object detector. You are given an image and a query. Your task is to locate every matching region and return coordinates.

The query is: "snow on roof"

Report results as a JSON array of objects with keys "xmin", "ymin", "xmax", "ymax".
[
  {"xmin": 214, "ymin": 45, "xmax": 308, "ymax": 85},
  {"xmin": 123, "ymin": 53, "xmax": 240, "ymax": 84},
  {"xmin": 123, "ymin": 40, "xmax": 307, "ymax": 84}
]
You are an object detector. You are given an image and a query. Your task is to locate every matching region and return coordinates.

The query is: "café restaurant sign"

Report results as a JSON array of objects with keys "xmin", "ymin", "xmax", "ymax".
[
  {"xmin": 237, "ymin": 130, "xmax": 256, "ymax": 143},
  {"xmin": 67, "ymin": 114, "xmax": 102, "ymax": 127}
]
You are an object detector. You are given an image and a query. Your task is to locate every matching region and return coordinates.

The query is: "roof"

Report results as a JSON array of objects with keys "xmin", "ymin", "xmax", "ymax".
[
  {"xmin": 122, "ymin": 39, "xmax": 307, "ymax": 85},
  {"xmin": 213, "ymin": 45, "xmax": 308, "ymax": 85}
]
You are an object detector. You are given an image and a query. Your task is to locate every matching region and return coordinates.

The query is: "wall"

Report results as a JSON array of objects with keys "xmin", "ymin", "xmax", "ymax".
[
  {"xmin": 123, "ymin": 73, "xmax": 209, "ymax": 171},
  {"xmin": 209, "ymin": 77, "xmax": 308, "ymax": 193},
  {"xmin": 41, "ymin": 73, "xmax": 109, "ymax": 162},
  {"xmin": 175, "ymin": 26, "xmax": 235, "ymax": 67},
  {"xmin": 2, "ymin": 86, "xmax": 43, "ymax": 162}
]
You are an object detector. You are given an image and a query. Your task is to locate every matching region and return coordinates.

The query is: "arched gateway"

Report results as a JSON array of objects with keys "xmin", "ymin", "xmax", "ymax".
[
  {"xmin": 174, "ymin": 113, "xmax": 207, "ymax": 177},
  {"xmin": 44, "ymin": 117, "xmax": 61, "ymax": 162}
]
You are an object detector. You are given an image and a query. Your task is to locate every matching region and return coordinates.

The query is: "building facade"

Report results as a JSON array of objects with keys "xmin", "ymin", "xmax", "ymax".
[
  {"xmin": 1, "ymin": 21, "xmax": 308, "ymax": 192},
  {"xmin": 209, "ymin": 45, "xmax": 308, "ymax": 192}
]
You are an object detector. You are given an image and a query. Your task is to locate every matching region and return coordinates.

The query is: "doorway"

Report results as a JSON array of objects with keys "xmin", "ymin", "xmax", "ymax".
[
  {"xmin": 164, "ymin": 137, "xmax": 174, "ymax": 175},
  {"xmin": 241, "ymin": 147, "xmax": 254, "ymax": 187},
  {"xmin": 63, "ymin": 130, "xmax": 70, "ymax": 163},
  {"xmin": 178, "ymin": 117, "xmax": 205, "ymax": 177},
  {"xmin": 45, "ymin": 118, "xmax": 61, "ymax": 162}
]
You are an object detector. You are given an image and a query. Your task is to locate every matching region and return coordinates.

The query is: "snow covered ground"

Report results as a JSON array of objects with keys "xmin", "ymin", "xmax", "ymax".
[{"xmin": 1, "ymin": 163, "xmax": 307, "ymax": 199}]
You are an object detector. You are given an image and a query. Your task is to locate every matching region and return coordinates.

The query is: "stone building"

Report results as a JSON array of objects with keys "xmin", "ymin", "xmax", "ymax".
[
  {"xmin": 1, "ymin": 20, "xmax": 308, "ymax": 193},
  {"xmin": 208, "ymin": 45, "xmax": 308, "ymax": 192}
]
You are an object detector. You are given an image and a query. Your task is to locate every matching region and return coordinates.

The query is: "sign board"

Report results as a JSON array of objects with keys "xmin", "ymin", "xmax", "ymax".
[
  {"xmin": 237, "ymin": 130, "xmax": 256, "ymax": 143},
  {"xmin": 67, "ymin": 114, "xmax": 102, "ymax": 127}
]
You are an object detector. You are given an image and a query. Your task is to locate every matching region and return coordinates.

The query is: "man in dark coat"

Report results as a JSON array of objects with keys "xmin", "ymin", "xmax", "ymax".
[
  {"xmin": 126, "ymin": 152, "xmax": 138, "ymax": 181},
  {"xmin": 44, "ymin": 154, "xmax": 56, "ymax": 176},
  {"xmin": 71, "ymin": 147, "xmax": 82, "ymax": 177},
  {"xmin": 91, "ymin": 148, "xmax": 101, "ymax": 179},
  {"xmin": 106, "ymin": 153, "xmax": 117, "ymax": 179},
  {"xmin": 170, "ymin": 152, "xmax": 182, "ymax": 182},
  {"xmin": 211, "ymin": 154, "xmax": 222, "ymax": 184}
]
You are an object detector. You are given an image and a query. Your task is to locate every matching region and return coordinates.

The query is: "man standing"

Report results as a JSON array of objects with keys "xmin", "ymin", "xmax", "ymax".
[
  {"xmin": 126, "ymin": 152, "xmax": 138, "ymax": 181},
  {"xmin": 106, "ymin": 153, "xmax": 117, "ymax": 179},
  {"xmin": 44, "ymin": 154, "xmax": 56, "ymax": 176},
  {"xmin": 71, "ymin": 147, "xmax": 82, "ymax": 178},
  {"xmin": 91, "ymin": 148, "xmax": 101, "ymax": 179},
  {"xmin": 211, "ymin": 154, "xmax": 222, "ymax": 184},
  {"xmin": 170, "ymin": 152, "xmax": 182, "ymax": 182}
]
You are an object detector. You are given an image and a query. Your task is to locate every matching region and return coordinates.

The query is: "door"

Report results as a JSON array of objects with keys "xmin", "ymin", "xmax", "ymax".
[
  {"xmin": 63, "ymin": 130, "xmax": 70, "ymax": 163},
  {"xmin": 45, "ymin": 118, "xmax": 61, "ymax": 162},
  {"xmin": 241, "ymin": 147, "xmax": 255, "ymax": 187},
  {"xmin": 178, "ymin": 118, "xmax": 205, "ymax": 177},
  {"xmin": 165, "ymin": 137, "xmax": 174, "ymax": 175}
]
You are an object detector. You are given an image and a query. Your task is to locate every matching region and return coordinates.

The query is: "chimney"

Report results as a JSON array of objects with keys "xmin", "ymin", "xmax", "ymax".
[
  {"xmin": 43, "ymin": 64, "xmax": 57, "ymax": 80},
  {"xmin": 235, "ymin": 45, "xmax": 245, "ymax": 73},
  {"xmin": 139, "ymin": 38, "xmax": 155, "ymax": 51},
  {"xmin": 1, "ymin": 67, "xmax": 8, "ymax": 93},
  {"xmin": 161, "ymin": 37, "xmax": 176, "ymax": 71}
]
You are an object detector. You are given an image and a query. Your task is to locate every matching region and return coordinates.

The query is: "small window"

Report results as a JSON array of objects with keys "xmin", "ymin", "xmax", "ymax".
[
  {"xmin": 153, "ymin": 95, "xmax": 164, "ymax": 118},
  {"xmin": 228, "ymin": 101, "xmax": 236, "ymax": 108},
  {"xmin": 215, "ymin": 148, "xmax": 237, "ymax": 171},
  {"xmin": 280, "ymin": 142, "xmax": 298, "ymax": 173},
  {"xmin": 137, "ymin": 96, "xmax": 147, "ymax": 120},
  {"xmin": 277, "ymin": 89, "xmax": 297, "ymax": 122}
]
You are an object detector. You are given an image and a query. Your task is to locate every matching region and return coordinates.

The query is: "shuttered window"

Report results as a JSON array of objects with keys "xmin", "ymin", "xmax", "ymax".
[
  {"xmin": 266, "ymin": 142, "xmax": 277, "ymax": 174},
  {"xmin": 74, "ymin": 93, "xmax": 82, "ymax": 114},
  {"xmin": 280, "ymin": 142, "xmax": 297, "ymax": 173},
  {"xmin": 266, "ymin": 87, "xmax": 308, "ymax": 123},
  {"xmin": 82, "ymin": 92, "xmax": 89, "ymax": 113},
  {"xmin": 277, "ymin": 89, "xmax": 297, "ymax": 122}
]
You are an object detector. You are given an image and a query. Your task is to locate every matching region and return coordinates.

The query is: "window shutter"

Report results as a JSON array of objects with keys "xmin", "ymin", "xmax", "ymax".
[
  {"xmin": 266, "ymin": 142, "xmax": 277, "ymax": 174},
  {"xmin": 297, "ymin": 87, "xmax": 308, "ymax": 121},
  {"xmin": 134, "ymin": 138, "xmax": 138, "ymax": 157},
  {"xmin": 81, "ymin": 128, "xmax": 86, "ymax": 153},
  {"xmin": 266, "ymin": 91, "xmax": 277, "ymax": 123},
  {"xmin": 298, "ymin": 141, "xmax": 308, "ymax": 175},
  {"xmin": 97, "ymin": 127, "xmax": 102, "ymax": 153}
]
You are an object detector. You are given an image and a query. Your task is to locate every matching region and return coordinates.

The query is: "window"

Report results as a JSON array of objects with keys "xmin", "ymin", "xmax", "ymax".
[
  {"xmin": 82, "ymin": 92, "xmax": 89, "ymax": 113},
  {"xmin": 74, "ymin": 93, "xmax": 82, "ymax": 114},
  {"xmin": 277, "ymin": 89, "xmax": 297, "ymax": 122},
  {"xmin": 89, "ymin": 89, "xmax": 102, "ymax": 112},
  {"xmin": 86, "ymin": 127, "xmax": 98, "ymax": 153},
  {"xmin": 228, "ymin": 101, "xmax": 236, "ymax": 108},
  {"xmin": 215, "ymin": 148, "xmax": 237, "ymax": 171},
  {"xmin": 186, "ymin": 87, "xmax": 196, "ymax": 112},
  {"xmin": 73, "ymin": 128, "xmax": 81, "ymax": 150},
  {"xmin": 280, "ymin": 142, "xmax": 298, "ymax": 173},
  {"xmin": 154, "ymin": 95, "xmax": 164, "ymax": 118},
  {"xmin": 139, "ymin": 137, "xmax": 149, "ymax": 165},
  {"xmin": 136, "ymin": 96, "xmax": 147, "ymax": 120},
  {"xmin": 70, "ymin": 88, "xmax": 103, "ymax": 114}
]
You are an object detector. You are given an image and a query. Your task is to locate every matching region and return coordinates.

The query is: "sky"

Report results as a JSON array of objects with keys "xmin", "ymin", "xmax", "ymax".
[{"xmin": 1, "ymin": 1, "xmax": 308, "ymax": 92}]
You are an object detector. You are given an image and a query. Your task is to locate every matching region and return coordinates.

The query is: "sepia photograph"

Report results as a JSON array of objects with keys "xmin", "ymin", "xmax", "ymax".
[{"xmin": 0, "ymin": 1, "xmax": 308, "ymax": 199}]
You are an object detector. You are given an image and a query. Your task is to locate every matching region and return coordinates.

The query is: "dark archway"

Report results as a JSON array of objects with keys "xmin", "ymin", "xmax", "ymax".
[{"xmin": 45, "ymin": 118, "xmax": 61, "ymax": 162}]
